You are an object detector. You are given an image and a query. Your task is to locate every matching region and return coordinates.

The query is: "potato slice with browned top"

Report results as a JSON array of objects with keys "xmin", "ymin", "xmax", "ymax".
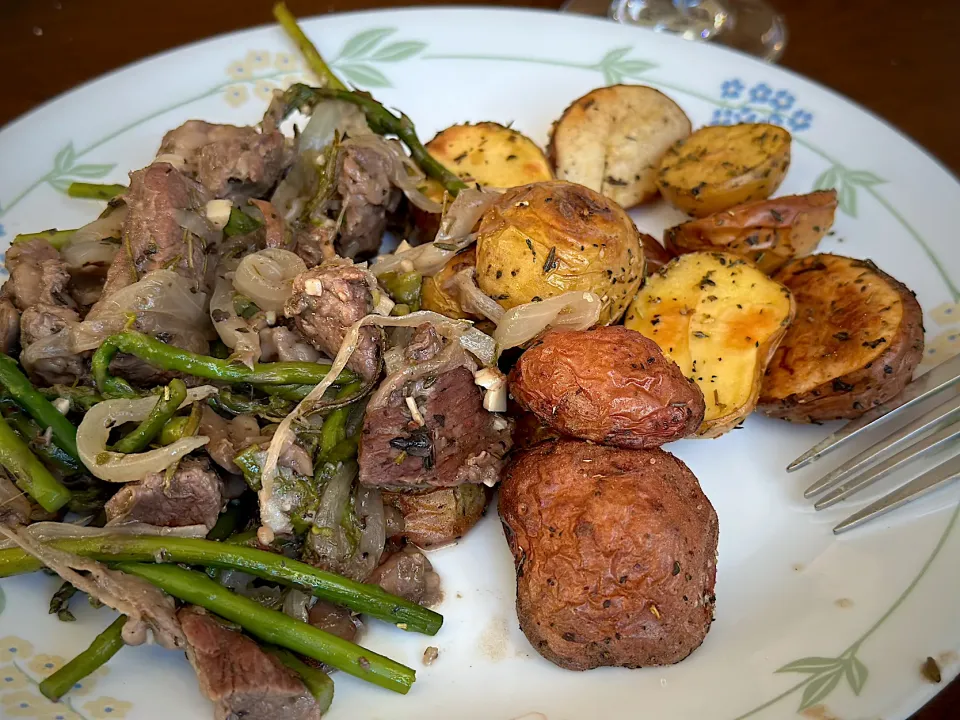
[
  {"xmin": 657, "ymin": 123, "xmax": 791, "ymax": 217},
  {"xmin": 664, "ymin": 190, "xmax": 838, "ymax": 274},
  {"xmin": 549, "ymin": 85, "xmax": 691, "ymax": 208},
  {"xmin": 625, "ymin": 252, "xmax": 795, "ymax": 437},
  {"xmin": 759, "ymin": 254, "xmax": 924, "ymax": 422}
]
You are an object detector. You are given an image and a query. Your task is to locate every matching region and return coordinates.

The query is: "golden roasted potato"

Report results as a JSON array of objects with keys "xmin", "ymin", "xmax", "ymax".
[
  {"xmin": 657, "ymin": 124, "xmax": 791, "ymax": 217},
  {"xmin": 509, "ymin": 326, "xmax": 704, "ymax": 448},
  {"xmin": 475, "ymin": 181, "xmax": 644, "ymax": 325},
  {"xmin": 640, "ymin": 231, "xmax": 676, "ymax": 275},
  {"xmin": 420, "ymin": 247, "xmax": 480, "ymax": 320},
  {"xmin": 382, "ymin": 485, "xmax": 490, "ymax": 548},
  {"xmin": 625, "ymin": 252, "xmax": 795, "ymax": 437},
  {"xmin": 759, "ymin": 254, "xmax": 924, "ymax": 422},
  {"xmin": 549, "ymin": 85, "xmax": 691, "ymax": 208},
  {"xmin": 414, "ymin": 122, "xmax": 554, "ymax": 235},
  {"xmin": 500, "ymin": 439, "xmax": 719, "ymax": 670},
  {"xmin": 664, "ymin": 190, "xmax": 838, "ymax": 274}
]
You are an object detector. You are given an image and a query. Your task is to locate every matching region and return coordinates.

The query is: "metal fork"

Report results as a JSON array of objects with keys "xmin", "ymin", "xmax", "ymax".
[{"xmin": 788, "ymin": 353, "xmax": 960, "ymax": 534}]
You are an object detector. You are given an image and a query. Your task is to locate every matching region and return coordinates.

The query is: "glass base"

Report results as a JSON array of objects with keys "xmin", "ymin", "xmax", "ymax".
[{"xmin": 561, "ymin": 0, "xmax": 787, "ymax": 63}]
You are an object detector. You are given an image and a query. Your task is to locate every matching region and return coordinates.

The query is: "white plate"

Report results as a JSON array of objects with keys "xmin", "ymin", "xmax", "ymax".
[{"xmin": 0, "ymin": 8, "xmax": 959, "ymax": 720}]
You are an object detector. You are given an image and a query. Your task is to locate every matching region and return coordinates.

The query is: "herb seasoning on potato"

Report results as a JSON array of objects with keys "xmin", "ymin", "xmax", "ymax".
[
  {"xmin": 759, "ymin": 253, "xmax": 924, "ymax": 422},
  {"xmin": 657, "ymin": 123, "xmax": 791, "ymax": 217},
  {"xmin": 625, "ymin": 252, "xmax": 796, "ymax": 437}
]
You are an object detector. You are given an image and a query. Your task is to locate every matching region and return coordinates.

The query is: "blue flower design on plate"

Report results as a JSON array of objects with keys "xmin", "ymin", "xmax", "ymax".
[
  {"xmin": 0, "ymin": 224, "xmax": 5, "ymax": 238},
  {"xmin": 720, "ymin": 79, "xmax": 744, "ymax": 99},
  {"xmin": 749, "ymin": 82, "xmax": 772, "ymax": 103},
  {"xmin": 768, "ymin": 112, "xmax": 785, "ymax": 125},
  {"xmin": 736, "ymin": 108, "xmax": 758, "ymax": 123},
  {"xmin": 788, "ymin": 109, "xmax": 813, "ymax": 131},
  {"xmin": 770, "ymin": 89, "xmax": 795, "ymax": 111},
  {"xmin": 711, "ymin": 107, "xmax": 736, "ymax": 125}
]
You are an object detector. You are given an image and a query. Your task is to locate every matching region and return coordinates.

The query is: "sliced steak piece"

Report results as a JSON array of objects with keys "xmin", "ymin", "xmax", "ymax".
[
  {"xmin": 19, "ymin": 304, "xmax": 84, "ymax": 385},
  {"xmin": 4, "ymin": 238, "xmax": 75, "ymax": 311},
  {"xmin": 105, "ymin": 457, "xmax": 224, "ymax": 531},
  {"xmin": 292, "ymin": 222, "xmax": 337, "ymax": 268},
  {"xmin": 179, "ymin": 606, "xmax": 322, "ymax": 720},
  {"xmin": 336, "ymin": 143, "xmax": 402, "ymax": 259},
  {"xmin": 98, "ymin": 163, "xmax": 210, "ymax": 300},
  {"xmin": 308, "ymin": 600, "xmax": 360, "ymax": 642},
  {"xmin": 284, "ymin": 263, "xmax": 381, "ymax": 380},
  {"xmin": 366, "ymin": 547, "xmax": 441, "ymax": 605},
  {"xmin": 158, "ymin": 120, "xmax": 287, "ymax": 199},
  {"xmin": 359, "ymin": 366, "xmax": 512, "ymax": 489},
  {"xmin": 0, "ymin": 298, "xmax": 18, "ymax": 354}
]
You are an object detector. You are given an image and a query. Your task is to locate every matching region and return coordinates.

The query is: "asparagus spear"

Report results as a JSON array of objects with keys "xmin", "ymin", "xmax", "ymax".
[
  {"xmin": 0, "ymin": 535, "xmax": 442, "ymax": 635},
  {"xmin": 0, "ymin": 416, "xmax": 71, "ymax": 512},
  {"xmin": 267, "ymin": 647, "xmax": 335, "ymax": 711},
  {"xmin": 39, "ymin": 615, "xmax": 126, "ymax": 701},
  {"xmin": 2, "ymin": 409, "xmax": 79, "ymax": 474},
  {"xmin": 273, "ymin": 2, "xmax": 346, "ymax": 91},
  {"xmin": 12, "ymin": 229, "xmax": 76, "ymax": 250},
  {"xmin": 66, "ymin": 182, "xmax": 127, "ymax": 201},
  {"xmin": 111, "ymin": 380, "xmax": 188, "ymax": 454},
  {"xmin": 116, "ymin": 562, "xmax": 415, "ymax": 694},
  {"xmin": 91, "ymin": 331, "xmax": 356, "ymax": 396},
  {"xmin": 0, "ymin": 354, "xmax": 80, "ymax": 463},
  {"xmin": 319, "ymin": 381, "xmax": 363, "ymax": 461}
]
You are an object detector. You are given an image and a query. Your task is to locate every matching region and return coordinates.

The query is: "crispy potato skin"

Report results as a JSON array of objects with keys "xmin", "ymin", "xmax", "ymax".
[
  {"xmin": 665, "ymin": 190, "xmax": 838, "ymax": 274},
  {"xmin": 509, "ymin": 326, "xmax": 704, "ymax": 448},
  {"xmin": 625, "ymin": 252, "xmax": 795, "ymax": 437},
  {"xmin": 759, "ymin": 254, "xmax": 925, "ymax": 422},
  {"xmin": 420, "ymin": 247, "xmax": 480, "ymax": 320},
  {"xmin": 510, "ymin": 402, "xmax": 563, "ymax": 452},
  {"xmin": 475, "ymin": 181, "xmax": 644, "ymax": 325},
  {"xmin": 499, "ymin": 440, "xmax": 718, "ymax": 670},
  {"xmin": 657, "ymin": 123, "xmax": 791, "ymax": 217},
  {"xmin": 641, "ymin": 232, "xmax": 676, "ymax": 275},
  {"xmin": 549, "ymin": 85, "xmax": 691, "ymax": 208},
  {"xmin": 382, "ymin": 484, "xmax": 490, "ymax": 548}
]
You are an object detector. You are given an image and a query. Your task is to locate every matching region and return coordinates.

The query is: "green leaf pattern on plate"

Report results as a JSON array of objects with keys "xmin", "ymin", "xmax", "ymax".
[
  {"xmin": 328, "ymin": 28, "xmax": 427, "ymax": 88},
  {"xmin": 46, "ymin": 141, "xmax": 117, "ymax": 197}
]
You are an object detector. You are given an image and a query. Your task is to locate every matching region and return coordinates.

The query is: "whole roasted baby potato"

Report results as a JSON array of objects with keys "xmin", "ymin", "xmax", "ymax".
[
  {"xmin": 640, "ymin": 231, "xmax": 676, "ymax": 275},
  {"xmin": 499, "ymin": 439, "xmax": 719, "ymax": 670},
  {"xmin": 657, "ymin": 123, "xmax": 791, "ymax": 217},
  {"xmin": 759, "ymin": 254, "xmax": 924, "ymax": 422},
  {"xmin": 382, "ymin": 484, "xmax": 490, "ymax": 549},
  {"xmin": 420, "ymin": 247, "xmax": 480, "ymax": 320},
  {"xmin": 509, "ymin": 326, "xmax": 704, "ymax": 448},
  {"xmin": 664, "ymin": 190, "xmax": 838, "ymax": 274},
  {"xmin": 475, "ymin": 181, "xmax": 644, "ymax": 325}
]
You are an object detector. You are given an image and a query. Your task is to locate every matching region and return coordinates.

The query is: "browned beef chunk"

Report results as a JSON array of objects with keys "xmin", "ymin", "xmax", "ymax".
[
  {"xmin": 248, "ymin": 199, "xmax": 288, "ymax": 248},
  {"xmin": 179, "ymin": 606, "xmax": 322, "ymax": 720},
  {"xmin": 336, "ymin": 144, "xmax": 401, "ymax": 259},
  {"xmin": 0, "ymin": 298, "xmax": 18, "ymax": 354},
  {"xmin": 359, "ymin": 366, "xmax": 512, "ymax": 489},
  {"xmin": 292, "ymin": 222, "xmax": 336, "ymax": 268},
  {"xmin": 158, "ymin": 120, "xmax": 287, "ymax": 199},
  {"xmin": 97, "ymin": 163, "xmax": 210, "ymax": 300},
  {"xmin": 284, "ymin": 263, "xmax": 381, "ymax": 380},
  {"xmin": 20, "ymin": 304, "xmax": 84, "ymax": 385},
  {"xmin": 258, "ymin": 326, "xmax": 322, "ymax": 363},
  {"xmin": 308, "ymin": 600, "xmax": 360, "ymax": 642},
  {"xmin": 105, "ymin": 457, "xmax": 223, "ymax": 531},
  {"xmin": 366, "ymin": 547, "xmax": 441, "ymax": 605},
  {"xmin": 4, "ymin": 238, "xmax": 75, "ymax": 311},
  {"xmin": 199, "ymin": 407, "xmax": 263, "ymax": 475}
]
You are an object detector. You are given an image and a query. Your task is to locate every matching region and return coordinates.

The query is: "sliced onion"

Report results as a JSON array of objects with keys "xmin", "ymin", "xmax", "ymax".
[
  {"xmin": 77, "ymin": 386, "xmax": 217, "ymax": 482},
  {"xmin": 61, "ymin": 239, "xmax": 119, "ymax": 270},
  {"xmin": 299, "ymin": 99, "xmax": 371, "ymax": 153},
  {"xmin": 452, "ymin": 268, "xmax": 504, "ymax": 323},
  {"xmin": 343, "ymin": 134, "xmax": 442, "ymax": 213},
  {"xmin": 282, "ymin": 589, "xmax": 313, "ymax": 623},
  {"xmin": 233, "ymin": 249, "xmax": 307, "ymax": 313},
  {"xmin": 211, "ymin": 260, "xmax": 260, "ymax": 368},
  {"xmin": 494, "ymin": 291, "xmax": 602, "ymax": 351},
  {"xmin": 174, "ymin": 208, "xmax": 222, "ymax": 247},
  {"xmin": 67, "ymin": 206, "xmax": 128, "ymax": 246}
]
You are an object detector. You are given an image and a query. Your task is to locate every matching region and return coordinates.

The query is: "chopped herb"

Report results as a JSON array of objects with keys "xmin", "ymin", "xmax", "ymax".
[
  {"xmin": 693, "ymin": 331, "xmax": 710, "ymax": 339},
  {"xmin": 542, "ymin": 246, "xmax": 558, "ymax": 274},
  {"xmin": 833, "ymin": 331, "xmax": 850, "ymax": 341}
]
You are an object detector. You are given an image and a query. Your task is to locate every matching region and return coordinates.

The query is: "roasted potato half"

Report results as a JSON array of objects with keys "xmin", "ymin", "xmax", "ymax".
[
  {"xmin": 665, "ymin": 190, "xmax": 838, "ymax": 274},
  {"xmin": 657, "ymin": 123, "xmax": 791, "ymax": 217},
  {"xmin": 641, "ymin": 231, "xmax": 676, "ymax": 276},
  {"xmin": 549, "ymin": 85, "xmax": 692, "ymax": 208},
  {"xmin": 500, "ymin": 440, "xmax": 719, "ymax": 670},
  {"xmin": 475, "ymin": 180, "xmax": 644, "ymax": 325},
  {"xmin": 509, "ymin": 326, "xmax": 704, "ymax": 448},
  {"xmin": 382, "ymin": 484, "xmax": 490, "ymax": 549},
  {"xmin": 420, "ymin": 247, "xmax": 480, "ymax": 320},
  {"xmin": 625, "ymin": 252, "xmax": 795, "ymax": 437},
  {"xmin": 759, "ymin": 254, "xmax": 924, "ymax": 422}
]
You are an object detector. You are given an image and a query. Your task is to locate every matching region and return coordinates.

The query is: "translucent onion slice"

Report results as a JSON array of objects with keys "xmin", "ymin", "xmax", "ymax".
[
  {"xmin": 493, "ymin": 291, "xmax": 602, "ymax": 351},
  {"xmin": 77, "ymin": 387, "xmax": 218, "ymax": 482},
  {"xmin": 233, "ymin": 248, "xmax": 307, "ymax": 313}
]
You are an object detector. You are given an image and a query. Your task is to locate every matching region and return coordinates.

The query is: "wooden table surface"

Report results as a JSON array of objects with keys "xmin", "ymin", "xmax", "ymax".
[{"xmin": 1, "ymin": 0, "xmax": 958, "ymax": 717}]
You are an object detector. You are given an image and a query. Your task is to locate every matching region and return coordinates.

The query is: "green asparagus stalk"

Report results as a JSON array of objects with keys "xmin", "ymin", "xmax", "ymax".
[
  {"xmin": 111, "ymin": 380, "xmax": 187, "ymax": 453},
  {"xmin": 66, "ymin": 182, "xmax": 127, "ymax": 201},
  {"xmin": 3, "ymin": 410, "xmax": 80, "ymax": 474},
  {"xmin": 283, "ymin": 83, "xmax": 467, "ymax": 197},
  {"xmin": 224, "ymin": 207, "xmax": 263, "ymax": 237},
  {"xmin": 0, "ymin": 535, "xmax": 442, "ymax": 635},
  {"xmin": 157, "ymin": 415, "xmax": 190, "ymax": 445},
  {"xmin": 116, "ymin": 562, "xmax": 415, "ymax": 694},
  {"xmin": 92, "ymin": 331, "xmax": 356, "ymax": 396},
  {"xmin": 12, "ymin": 229, "xmax": 76, "ymax": 250},
  {"xmin": 0, "ymin": 416, "xmax": 71, "ymax": 512},
  {"xmin": 273, "ymin": 3, "xmax": 346, "ymax": 91},
  {"xmin": 39, "ymin": 615, "xmax": 126, "ymax": 701},
  {"xmin": 0, "ymin": 355, "xmax": 80, "ymax": 463},
  {"xmin": 319, "ymin": 381, "xmax": 363, "ymax": 461},
  {"xmin": 267, "ymin": 647, "xmax": 335, "ymax": 711},
  {"xmin": 209, "ymin": 391, "xmax": 295, "ymax": 420},
  {"xmin": 379, "ymin": 271, "xmax": 422, "ymax": 311},
  {"xmin": 38, "ymin": 386, "xmax": 104, "ymax": 413}
]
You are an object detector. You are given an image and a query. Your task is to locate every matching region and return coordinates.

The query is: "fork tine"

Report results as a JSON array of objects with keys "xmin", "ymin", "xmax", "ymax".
[
  {"xmin": 814, "ymin": 420, "xmax": 960, "ymax": 509},
  {"xmin": 833, "ymin": 453, "xmax": 960, "ymax": 534},
  {"xmin": 787, "ymin": 354, "xmax": 960, "ymax": 472},
  {"xmin": 803, "ymin": 392, "xmax": 960, "ymax": 498}
]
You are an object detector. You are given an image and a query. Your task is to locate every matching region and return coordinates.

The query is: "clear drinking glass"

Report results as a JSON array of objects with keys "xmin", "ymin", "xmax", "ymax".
[{"xmin": 561, "ymin": 0, "xmax": 787, "ymax": 62}]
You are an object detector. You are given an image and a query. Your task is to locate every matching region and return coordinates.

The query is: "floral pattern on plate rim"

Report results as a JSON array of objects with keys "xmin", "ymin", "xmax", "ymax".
[{"xmin": 0, "ymin": 26, "xmax": 955, "ymax": 720}]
